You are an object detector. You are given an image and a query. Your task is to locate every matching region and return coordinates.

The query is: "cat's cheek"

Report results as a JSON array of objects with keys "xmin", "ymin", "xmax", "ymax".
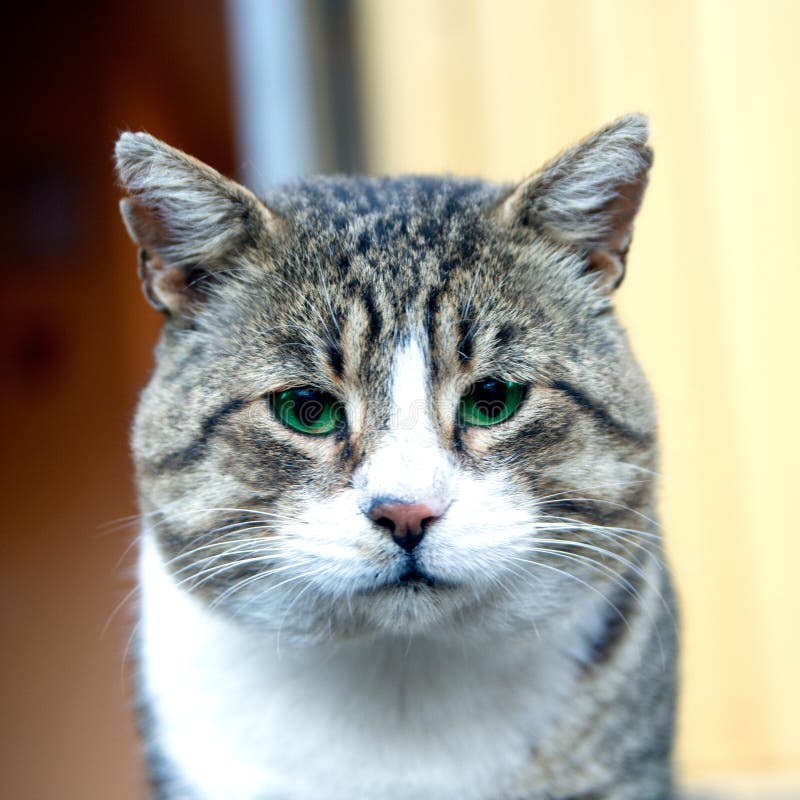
[
  {"xmin": 277, "ymin": 489, "xmax": 389, "ymax": 568},
  {"xmin": 229, "ymin": 401, "xmax": 351, "ymax": 487},
  {"xmin": 455, "ymin": 424, "xmax": 535, "ymax": 470},
  {"xmin": 416, "ymin": 474, "xmax": 534, "ymax": 580}
]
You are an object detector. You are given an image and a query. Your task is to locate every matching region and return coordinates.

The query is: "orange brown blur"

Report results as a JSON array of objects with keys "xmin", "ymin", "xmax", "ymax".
[{"xmin": 0, "ymin": 3, "xmax": 234, "ymax": 797}]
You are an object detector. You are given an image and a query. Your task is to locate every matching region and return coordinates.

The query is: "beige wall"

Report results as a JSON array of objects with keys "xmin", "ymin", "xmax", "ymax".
[{"xmin": 354, "ymin": 0, "xmax": 800, "ymax": 781}]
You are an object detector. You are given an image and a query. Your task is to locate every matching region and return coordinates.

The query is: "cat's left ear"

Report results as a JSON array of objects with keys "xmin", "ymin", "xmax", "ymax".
[
  {"xmin": 115, "ymin": 132, "xmax": 280, "ymax": 316},
  {"xmin": 498, "ymin": 114, "xmax": 652, "ymax": 291}
]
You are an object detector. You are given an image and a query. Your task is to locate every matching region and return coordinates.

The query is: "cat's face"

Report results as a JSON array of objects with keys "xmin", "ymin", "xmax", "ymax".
[{"xmin": 119, "ymin": 116, "xmax": 658, "ymax": 642}]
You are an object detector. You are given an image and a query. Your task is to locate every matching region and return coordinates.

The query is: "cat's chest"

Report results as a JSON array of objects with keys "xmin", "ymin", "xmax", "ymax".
[{"xmin": 138, "ymin": 535, "xmax": 581, "ymax": 800}]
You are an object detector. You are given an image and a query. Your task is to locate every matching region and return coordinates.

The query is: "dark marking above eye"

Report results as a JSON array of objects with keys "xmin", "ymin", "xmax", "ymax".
[
  {"xmin": 458, "ymin": 319, "xmax": 474, "ymax": 363},
  {"xmin": 424, "ymin": 288, "xmax": 445, "ymax": 377},
  {"xmin": 494, "ymin": 324, "xmax": 515, "ymax": 350},
  {"xmin": 327, "ymin": 340, "xmax": 344, "ymax": 377},
  {"xmin": 360, "ymin": 285, "xmax": 382, "ymax": 339}
]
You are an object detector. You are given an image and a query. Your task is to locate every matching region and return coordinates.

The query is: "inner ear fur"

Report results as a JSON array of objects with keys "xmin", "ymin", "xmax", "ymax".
[{"xmin": 115, "ymin": 132, "xmax": 280, "ymax": 316}]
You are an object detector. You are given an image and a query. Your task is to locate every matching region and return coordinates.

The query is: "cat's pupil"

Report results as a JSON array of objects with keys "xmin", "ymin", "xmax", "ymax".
[
  {"xmin": 295, "ymin": 391, "xmax": 324, "ymax": 425},
  {"xmin": 473, "ymin": 380, "xmax": 507, "ymax": 417},
  {"xmin": 474, "ymin": 380, "xmax": 503, "ymax": 402}
]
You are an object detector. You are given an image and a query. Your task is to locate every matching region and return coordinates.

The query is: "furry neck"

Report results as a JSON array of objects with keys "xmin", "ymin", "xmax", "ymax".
[{"xmin": 137, "ymin": 531, "xmax": 586, "ymax": 800}]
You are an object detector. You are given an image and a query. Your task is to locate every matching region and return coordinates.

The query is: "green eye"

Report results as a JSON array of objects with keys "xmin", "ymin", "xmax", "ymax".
[
  {"xmin": 271, "ymin": 388, "xmax": 344, "ymax": 435},
  {"xmin": 458, "ymin": 379, "xmax": 526, "ymax": 427}
]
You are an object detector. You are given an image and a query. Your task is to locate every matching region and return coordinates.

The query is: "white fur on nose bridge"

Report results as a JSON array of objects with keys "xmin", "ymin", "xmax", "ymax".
[
  {"xmin": 389, "ymin": 338, "xmax": 432, "ymax": 436},
  {"xmin": 360, "ymin": 338, "xmax": 452, "ymax": 506}
]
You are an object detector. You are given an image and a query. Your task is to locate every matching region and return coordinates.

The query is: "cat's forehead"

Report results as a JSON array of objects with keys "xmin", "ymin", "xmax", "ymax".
[
  {"xmin": 265, "ymin": 175, "xmax": 504, "ymax": 232},
  {"xmin": 256, "ymin": 176, "xmax": 551, "ymax": 330},
  {"xmin": 207, "ymin": 174, "xmax": 598, "ymax": 391}
]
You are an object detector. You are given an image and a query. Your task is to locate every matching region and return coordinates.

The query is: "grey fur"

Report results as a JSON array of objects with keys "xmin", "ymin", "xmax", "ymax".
[{"xmin": 117, "ymin": 114, "xmax": 677, "ymax": 799}]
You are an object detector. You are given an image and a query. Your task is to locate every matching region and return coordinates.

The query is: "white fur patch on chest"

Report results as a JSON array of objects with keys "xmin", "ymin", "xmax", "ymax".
[{"xmin": 138, "ymin": 533, "xmax": 582, "ymax": 800}]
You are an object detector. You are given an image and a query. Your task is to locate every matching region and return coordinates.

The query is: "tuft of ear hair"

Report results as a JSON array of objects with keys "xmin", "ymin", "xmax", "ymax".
[
  {"xmin": 499, "ymin": 114, "xmax": 653, "ymax": 292},
  {"xmin": 114, "ymin": 132, "xmax": 277, "ymax": 316}
]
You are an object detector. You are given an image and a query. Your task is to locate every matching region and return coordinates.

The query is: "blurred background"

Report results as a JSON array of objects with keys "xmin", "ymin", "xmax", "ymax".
[{"xmin": 1, "ymin": 1, "xmax": 798, "ymax": 797}]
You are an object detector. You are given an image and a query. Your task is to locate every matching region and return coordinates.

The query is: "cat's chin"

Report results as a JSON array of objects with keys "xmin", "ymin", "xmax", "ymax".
[
  {"xmin": 342, "ymin": 575, "xmax": 500, "ymax": 638},
  {"xmin": 285, "ymin": 561, "xmax": 538, "ymax": 641}
]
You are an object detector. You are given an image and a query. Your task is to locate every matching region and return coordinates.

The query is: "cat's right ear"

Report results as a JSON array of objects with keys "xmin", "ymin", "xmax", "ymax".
[{"xmin": 115, "ymin": 132, "xmax": 280, "ymax": 316}]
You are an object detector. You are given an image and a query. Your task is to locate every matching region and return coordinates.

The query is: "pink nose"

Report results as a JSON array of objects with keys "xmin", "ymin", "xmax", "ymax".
[{"xmin": 368, "ymin": 501, "xmax": 442, "ymax": 552}]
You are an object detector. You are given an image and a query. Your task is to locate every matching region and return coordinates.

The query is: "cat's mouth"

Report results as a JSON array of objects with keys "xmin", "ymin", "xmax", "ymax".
[
  {"xmin": 365, "ymin": 562, "xmax": 458, "ymax": 594},
  {"xmin": 398, "ymin": 565, "xmax": 438, "ymax": 588}
]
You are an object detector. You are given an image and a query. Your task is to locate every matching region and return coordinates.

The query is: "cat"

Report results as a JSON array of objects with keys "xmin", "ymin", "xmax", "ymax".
[{"xmin": 115, "ymin": 114, "xmax": 677, "ymax": 800}]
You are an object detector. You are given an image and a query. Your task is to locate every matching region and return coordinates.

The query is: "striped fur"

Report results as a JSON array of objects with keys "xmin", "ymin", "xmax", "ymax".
[{"xmin": 117, "ymin": 115, "xmax": 677, "ymax": 799}]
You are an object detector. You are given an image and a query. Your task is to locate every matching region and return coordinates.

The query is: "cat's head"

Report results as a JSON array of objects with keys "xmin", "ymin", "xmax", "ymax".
[{"xmin": 117, "ymin": 115, "xmax": 658, "ymax": 643}]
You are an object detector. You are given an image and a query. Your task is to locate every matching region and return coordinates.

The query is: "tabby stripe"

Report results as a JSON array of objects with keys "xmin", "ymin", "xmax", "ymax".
[
  {"xmin": 548, "ymin": 481, "xmax": 652, "ymax": 526},
  {"xmin": 548, "ymin": 499, "xmax": 634, "ymax": 527},
  {"xmin": 551, "ymin": 379, "xmax": 653, "ymax": 447},
  {"xmin": 425, "ymin": 286, "xmax": 442, "ymax": 364},
  {"xmin": 457, "ymin": 318, "xmax": 474, "ymax": 363},
  {"xmin": 582, "ymin": 555, "xmax": 645, "ymax": 671},
  {"xmin": 360, "ymin": 284, "xmax": 382, "ymax": 340},
  {"xmin": 147, "ymin": 397, "xmax": 246, "ymax": 473},
  {"xmin": 327, "ymin": 339, "xmax": 344, "ymax": 377}
]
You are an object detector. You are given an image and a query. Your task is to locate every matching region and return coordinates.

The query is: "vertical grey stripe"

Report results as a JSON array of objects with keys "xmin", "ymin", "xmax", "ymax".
[
  {"xmin": 314, "ymin": 0, "xmax": 365, "ymax": 174},
  {"xmin": 226, "ymin": 0, "xmax": 320, "ymax": 191}
]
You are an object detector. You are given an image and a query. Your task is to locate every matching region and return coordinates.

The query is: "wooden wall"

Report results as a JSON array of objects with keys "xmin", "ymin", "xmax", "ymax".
[{"xmin": 353, "ymin": 0, "xmax": 800, "ymax": 781}]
